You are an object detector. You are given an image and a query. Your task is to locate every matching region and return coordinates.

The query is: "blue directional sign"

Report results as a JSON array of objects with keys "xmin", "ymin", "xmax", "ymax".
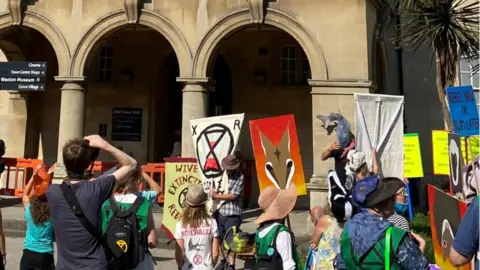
[
  {"xmin": 0, "ymin": 62, "xmax": 47, "ymax": 91},
  {"xmin": 446, "ymin": 85, "xmax": 479, "ymax": 137}
]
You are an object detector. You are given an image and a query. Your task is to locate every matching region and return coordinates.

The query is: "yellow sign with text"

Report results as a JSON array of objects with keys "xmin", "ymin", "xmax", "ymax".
[
  {"xmin": 404, "ymin": 133, "xmax": 424, "ymax": 178},
  {"xmin": 161, "ymin": 160, "xmax": 201, "ymax": 240},
  {"xmin": 461, "ymin": 135, "xmax": 480, "ymax": 164},
  {"xmin": 432, "ymin": 131, "xmax": 449, "ymax": 175}
]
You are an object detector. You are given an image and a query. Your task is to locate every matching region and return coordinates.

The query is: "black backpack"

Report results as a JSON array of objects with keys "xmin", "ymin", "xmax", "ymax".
[
  {"xmin": 105, "ymin": 197, "xmax": 147, "ymax": 270},
  {"xmin": 254, "ymin": 225, "xmax": 284, "ymax": 270}
]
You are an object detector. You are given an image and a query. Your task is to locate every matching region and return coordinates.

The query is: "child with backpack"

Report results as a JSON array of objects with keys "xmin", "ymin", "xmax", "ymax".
[
  {"xmin": 174, "ymin": 183, "xmax": 220, "ymax": 270},
  {"xmin": 254, "ymin": 184, "xmax": 301, "ymax": 270},
  {"xmin": 101, "ymin": 167, "xmax": 157, "ymax": 270}
]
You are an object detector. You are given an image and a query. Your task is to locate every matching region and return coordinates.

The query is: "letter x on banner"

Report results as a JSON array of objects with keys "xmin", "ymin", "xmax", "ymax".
[{"xmin": 190, "ymin": 114, "xmax": 244, "ymax": 212}]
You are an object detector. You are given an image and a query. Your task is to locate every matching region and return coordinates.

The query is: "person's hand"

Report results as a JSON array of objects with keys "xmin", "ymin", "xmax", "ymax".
[
  {"xmin": 310, "ymin": 242, "xmax": 318, "ymax": 251},
  {"xmin": 411, "ymin": 232, "xmax": 425, "ymax": 253},
  {"xmin": 209, "ymin": 187, "xmax": 216, "ymax": 199},
  {"xmin": 402, "ymin": 178, "xmax": 409, "ymax": 184},
  {"xmin": 329, "ymin": 141, "xmax": 341, "ymax": 151},
  {"xmin": 84, "ymin": 135, "xmax": 109, "ymax": 150},
  {"xmin": 47, "ymin": 163, "xmax": 56, "ymax": 174},
  {"xmin": 33, "ymin": 164, "xmax": 42, "ymax": 175}
]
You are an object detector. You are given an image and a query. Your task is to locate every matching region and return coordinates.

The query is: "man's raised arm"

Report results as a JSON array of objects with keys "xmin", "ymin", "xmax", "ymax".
[{"xmin": 84, "ymin": 135, "xmax": 137, "ymax": 181}]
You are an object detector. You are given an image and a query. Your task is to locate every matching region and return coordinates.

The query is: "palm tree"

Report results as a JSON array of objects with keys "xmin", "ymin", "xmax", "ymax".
[{"xmin": 396, "ymin": 0, "xmax": 479, "ymax": 130}]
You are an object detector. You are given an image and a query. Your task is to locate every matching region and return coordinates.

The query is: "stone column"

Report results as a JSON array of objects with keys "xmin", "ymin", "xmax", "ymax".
[
  {"xmin": 177, "ymin": 78, "xmax": 209, "ymax": 157},
  {"xmin": 307, "ymin": 79, "xmax": 374, "ymax": 211},
  {"xmin": 52, "ymin": 77, "xmax": 86, "ymax": 182}
]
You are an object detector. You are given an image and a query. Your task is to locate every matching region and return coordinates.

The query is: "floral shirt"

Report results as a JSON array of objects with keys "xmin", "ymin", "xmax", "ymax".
[{"xmin": 315, "ymin": 216, "xmax": 342, "ymax": 270}]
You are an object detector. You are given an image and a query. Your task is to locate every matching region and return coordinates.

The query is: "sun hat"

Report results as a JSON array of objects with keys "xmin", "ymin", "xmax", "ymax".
[
  {"xmin": 186, "ymin": 183, "xmax": 208, "ymax": 207},
  {"xmin": 352, "ymin": 176, "xmax": 404, "ymax": 208},
  {"xmin": 346, "ymin": 150, "xmax": 366, "ymax": 173},
  {"xmin": 255, "ymin": 184, "xmax": 297, "ymax": 224},
  {"xmin": 221, "ymin": 155, "xmax": 240, "ymax": 170}
]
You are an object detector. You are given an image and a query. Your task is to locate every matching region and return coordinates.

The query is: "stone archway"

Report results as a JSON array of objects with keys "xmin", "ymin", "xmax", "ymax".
[
  {"xmin": 0, "ymin": 11, "xmax": 71, "ymax": 76},
  {"xmin": 70, "ymin": 10, "xmax": 192, "ymax": 77},
  {"xmin": 192, "ymin": 8, "xmax": 328, "ymax": 80}
]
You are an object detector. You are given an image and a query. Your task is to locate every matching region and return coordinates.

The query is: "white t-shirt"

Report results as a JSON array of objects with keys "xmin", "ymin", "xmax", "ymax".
[
  {"xmin": 174, "ymin": 218, "xmax": 219, "ymax": 270},
  {"xmin": 258, "ymin": 223, "xmax": 296, "ymax": 270}
]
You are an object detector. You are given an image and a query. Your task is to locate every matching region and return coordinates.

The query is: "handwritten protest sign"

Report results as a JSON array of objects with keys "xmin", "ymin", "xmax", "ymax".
[
  {"xmin": 161, "ymin": 158, "xmax": 200, "ymax": 239},
  {"xmin": 404, "ymin": 133, "xmax": 424, "ymax": 178},
  {"xmin": 432, "ymin": 130, "xmax": 449, "ymax": 175},
  {"xmin": 446, "ymin": 86, "xmax": 479, "ymax": 137}
]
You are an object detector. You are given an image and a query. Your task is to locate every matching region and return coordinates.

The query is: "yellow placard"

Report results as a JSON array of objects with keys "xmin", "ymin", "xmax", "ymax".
[
  {"xmin": 461, "ymin": 135, "xmax": 480, "ymax": 164},
  {"xmin": 161, "ymin": 161, "xmax": 201, "ymax": 239},
  {"xmin": 404, "ymin": 133, "xmax": 424, "ymax": 178},
  {"xmin": 432, "ymin": 130, "xmax": 449, "ymax": 175}
]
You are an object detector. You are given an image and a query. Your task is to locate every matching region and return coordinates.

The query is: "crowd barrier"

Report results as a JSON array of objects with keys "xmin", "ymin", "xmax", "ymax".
[
  {"xmin": 0, "ymin": 158, "xmax": 42, "ymax": 197},
  {"xmin": 0, "ymin": 158, "xmax": 254, "ymax": 205}
]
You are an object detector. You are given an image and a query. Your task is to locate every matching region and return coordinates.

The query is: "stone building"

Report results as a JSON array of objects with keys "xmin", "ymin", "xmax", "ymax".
[{"xmin": 0, "ymin": 0, "xmax": 445, "ymax": 208}]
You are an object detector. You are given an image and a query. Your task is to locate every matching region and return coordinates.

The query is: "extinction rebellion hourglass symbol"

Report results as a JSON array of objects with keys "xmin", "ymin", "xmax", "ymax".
[{"xmin": 194, "ymin": 123, "xmax": 234, "ymax": 191}]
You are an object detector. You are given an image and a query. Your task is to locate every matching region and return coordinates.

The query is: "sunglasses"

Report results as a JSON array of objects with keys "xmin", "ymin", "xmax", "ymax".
[{"xmin": 396, "ymin": 190, "xmax": 408, "ymax": 196}]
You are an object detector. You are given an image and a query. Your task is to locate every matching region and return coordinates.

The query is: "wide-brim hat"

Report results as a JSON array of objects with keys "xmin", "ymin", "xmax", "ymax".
[
  {"xmin": 255, "ymin": 184, "xmax": 297, "ymax": 224},
  {"xmin": 221, "ymin": 155, "xmax": 240, "ymax": 170},
  {"xmin": 186, "ymin": 183, "xmax": 208, "ymax": 207},
  {"xmin": 362, "ymin": 177, "xmax": 404, "ymax": 208}
]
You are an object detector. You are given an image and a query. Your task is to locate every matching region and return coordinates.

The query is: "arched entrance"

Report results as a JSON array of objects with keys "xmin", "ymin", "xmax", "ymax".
[
  {"xmin": 0, "ymin": 26, "xmax": 63, "ymax": 164},
  {"xmin": 81, "ymin": 24, "xmax": 182, "ymax": 164},
  {"xmin": 210, "ymin": 55, "xmax": 232, "ymax": 116},
  {"xmin": 203, "ymin": 23, "xmax": 316, "ymax": 207}
]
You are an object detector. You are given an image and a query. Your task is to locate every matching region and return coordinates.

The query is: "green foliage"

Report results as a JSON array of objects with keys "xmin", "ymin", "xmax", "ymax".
[
  {"xmin": 411, "ymin": 213, "xmax": 435, "ymax": 263},
  {"xmin": 397, "ymin": 0, "xmax": 480, "ymax": 84}
]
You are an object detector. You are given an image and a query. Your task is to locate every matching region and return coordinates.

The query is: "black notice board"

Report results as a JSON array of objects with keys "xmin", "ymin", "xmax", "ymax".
[{"xmin": 111, "ymin": 108, "xmax": 142, "ymax": 141}]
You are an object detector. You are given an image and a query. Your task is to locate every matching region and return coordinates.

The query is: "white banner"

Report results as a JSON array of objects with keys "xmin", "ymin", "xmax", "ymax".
[
  {"xmin": 190, "ymin": 114, "xmax": 244, "ymax": 211},
  {"xmin": 354, "ymin": 93, "xmax": 404, "ymax": 179}
]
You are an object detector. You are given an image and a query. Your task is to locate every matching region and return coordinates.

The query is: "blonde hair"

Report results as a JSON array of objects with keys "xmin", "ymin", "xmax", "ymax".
[
  {"xmin": 114, "ymin": 166, "xmax": 143, "ymax": 194},
  {"xmin": 181, "ymin": 204, "xmax": 211, "ymax": 228}
]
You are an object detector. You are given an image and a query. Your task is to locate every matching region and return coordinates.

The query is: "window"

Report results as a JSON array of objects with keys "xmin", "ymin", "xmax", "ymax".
[
  {"xmin": 280, "ymin": 46, "xmax": 311, "ymax": 85},
  {"xmin": 98, "ymin": 45, "xmax": 113, "ymax": 82},
  {"xmin": 459, "ymin": 58, "xmax": 479, "ymax": 90},
  {"xmin": 459, "ymin": 57, "xmax": 479, "ymax": 111},
  {"xmin": 281, "ymin": 46, "xmax": 296, "ymax": 85}
]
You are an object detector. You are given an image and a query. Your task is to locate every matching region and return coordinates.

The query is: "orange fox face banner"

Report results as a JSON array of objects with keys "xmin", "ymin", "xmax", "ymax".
[
  {"xmin": 427, "ymin": 185, "xmax": 470, "ymax": 270},
  {"xmin": 249, "ymin": 114, "xmax": 307, "ymax": 195}
]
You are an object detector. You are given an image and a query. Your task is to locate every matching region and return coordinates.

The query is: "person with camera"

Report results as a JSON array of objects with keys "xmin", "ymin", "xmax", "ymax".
[{"xmin": 46, "ymin": 135, "xmax": 137, "ymax": 270}]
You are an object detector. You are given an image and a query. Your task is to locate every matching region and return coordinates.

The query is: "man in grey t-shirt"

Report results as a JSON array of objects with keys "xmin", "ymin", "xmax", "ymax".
[{"xmin": 47, "ymin": 135, "xmax": 137, "ymax": 270}]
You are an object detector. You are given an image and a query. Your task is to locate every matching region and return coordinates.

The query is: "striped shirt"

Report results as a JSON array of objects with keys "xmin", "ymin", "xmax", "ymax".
[{"xmin": 387, "ymin": 213, "xmax": 410, "ymax": 232}]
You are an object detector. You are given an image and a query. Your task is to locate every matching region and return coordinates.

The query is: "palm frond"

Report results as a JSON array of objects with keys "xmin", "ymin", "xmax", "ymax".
[{"xmin": 396, "ymin": 0, "xmax": 479, "ymax": 87}]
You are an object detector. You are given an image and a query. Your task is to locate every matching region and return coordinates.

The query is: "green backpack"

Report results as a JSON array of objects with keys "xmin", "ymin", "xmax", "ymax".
[
  {"xmin": 223, "ymin": 226, "xmax": 254, "ymax": 253},
  {"xmin": 340, "ymin": 226, "xmax": 406, "ymax": 270}
]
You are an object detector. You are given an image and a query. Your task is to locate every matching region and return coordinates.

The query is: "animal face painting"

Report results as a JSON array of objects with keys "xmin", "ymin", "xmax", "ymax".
[
  {"xmin": 462, "ymin": 156, "xmax": 480, "ymax": 204},
  {"xmin": 258, "ymin": 126, "xmax": 294, "ymax": 189},
  {"xmin": 428, "ymin": 185, "xmax": 469, "ymax": 270},
  {"xmin": 448, "ymin": 133, "xmax": 463, "ymax": 195},
  {"xmin": 249, "ymin": 115, "xmax": 306, "ymax": 195}
]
